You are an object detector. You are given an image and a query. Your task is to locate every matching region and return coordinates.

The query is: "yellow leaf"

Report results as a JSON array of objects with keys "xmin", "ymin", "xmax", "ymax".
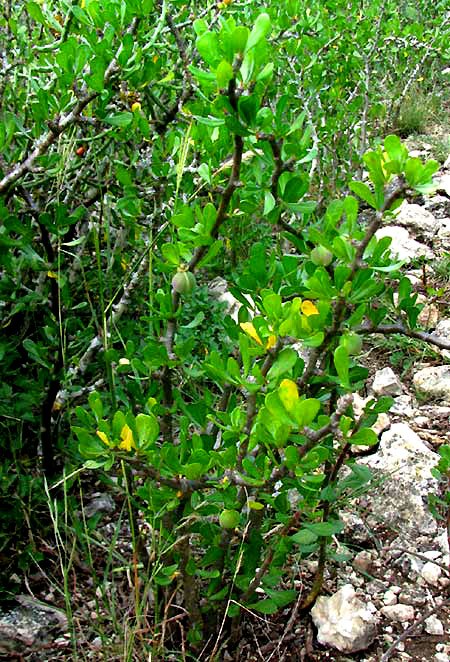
[
  {"xmin": 47, "ymin": 271, "xmax": 58, "ymax": 279},
  {"xmin": 119, "ymin": 424, "xmax": 136, "ymax": 451},
  {"xmin": 301, "ymin": 300, "xmax": 319, "ymax": 316},
  {"xmin": 81, "ymin": 0, "xmax": 85, "ymax": 7},
  {"xmin": 96, "ymin": 430, "xmax": 110, "ymax": 446},
  {"xmin": 121, "ymin": 257, "xmax": 128, "ymax": 271},
  {"xmin": 248, "ymin": 500, "xmax": 264, "ymax": 510},
  {"xmin": 240, "ymin": 322, "xmax": 263, "ymax": 346},
  {"xmin": 265, "ymin": 334, "xmax": 277, "ymax": 350},
  {"xmin": 279, "ymin": 379, "xmax": 299, "ymax": 411}
]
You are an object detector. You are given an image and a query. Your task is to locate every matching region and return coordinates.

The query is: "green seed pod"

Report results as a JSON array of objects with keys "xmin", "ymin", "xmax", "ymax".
[
  {"xmin": 171, "ymin": 270, "xmax": 196, "ymax": 294},
  {"xmin": 219, "ymin": 509, "xmax": 240, "ymax": 529},
  {"xmin": 340, "ymin": 333, "xmax": 363, "ymax": 355},
  {"xmin": 310, "ymin": 246, "xmax": 333, "ymax": 266}
]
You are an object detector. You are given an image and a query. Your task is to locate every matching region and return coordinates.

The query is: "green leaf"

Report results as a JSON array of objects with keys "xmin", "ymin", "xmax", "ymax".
[
  {"xmin": 265, "ymin": 391, "xmax": 295, "ymax": 426},
  {"xmin": 184, "ymin": 463, "xmax": 204, "ymax": 480},
  {"xmin": 384, "ymin": 135, "xmax": 407, "ymax": 163},
  {"xmin": 86, "ymin": 57, "xmax": 106, "ymax": 92},
  {"xmin": 245, "ymin": 13, "xmax": 271, "ymax": 52},
  {"xmin": 88, "ymin": 391, "xmax": 103, "ymax": 422},
  {"xmin": 246, "ymin": 598, "xmax": 278, "ymax": 614},
  {"xmin": 301, "ymin": 331, "xmax": 324, "ymax": 348},
  {"xmin": 264, "ymin": 589, "xmax": 296, "ymax": 608},
  {"xmin": 238, "ymin": 95, "xmax": 258, "ymax": 126},
  {"xmin": 334, "ymin": 345, "xmax": 349, "ymax": 387},
  {"xmin": 349, "ymin": 428, "xmax": 378, "ymax": 446},
  {"xmin": 197, "ymin": 240, "xmax": 223, "ymax": 268},
  {"xmin": 192, "ymin": 114, "xmax": 225, "ymax": 127},
  {"xmin": 188, "ymin": 67, "xmax": 217, "ymax": 85},
  {"xmin": 135, "ymin": 413, "xmax": 159, "ymax": 448},
  {"xmin": 181, "ymin": 311, "xmax": 205, "ymax": 329},
  {"xmin": 27, "ymin": 2, "xmax": 46, "ymax": 25},
  {"xmin": 349, "ymin": 181, "xmax": 376, "ymax": 208},
  {"xmin": 161, "ymin": 243, "xmax": 180, "ymax": 266},
  {"xmin": 267, "ymin": 349, "xmax": 297, "ymax": 381},
  {"xmin": 256, "ymin": 62, "xmax": 274, "ymax": 83},
  {"xmin": 290, "ymin": 529, "xmax": 318, "ymax": 545},
  {"xmin": 287, "ymin": 111, "xmax": 306, "ymax": 135},
  {"xmin": 304, "ymin": 520, "xmax": 344, "ymax": 536},
  {"xmin": 193, "ymin": 19, "xmax": 208, "ymax": 36},
  {"xmin": 231, "ymin": 26, "xmax": 249, "ymax": 53},
  {"xmin": 263, "ymin": 191, "xmax": 276, "ymax": 215},
  {"xmin": 292, "ymin": 398, "xmax": 320, "ymax": 427},
  {"xmin": 216, "ymin": 60, "xmax": 234, "ymax": 88},
  {"xmin": 22, "ymin": 339, "xmax": 51, "ymax": 370},
  {"xmin": 196, "ymin": 31, "xmax": 220, "ymax": 67},
  {"xmin": 104, "ymin": 112, "xmax": 133, "ymax": 127},
  {"xmin": 282, "ymin": 176, "xmax": 308, "ymax": 203}
]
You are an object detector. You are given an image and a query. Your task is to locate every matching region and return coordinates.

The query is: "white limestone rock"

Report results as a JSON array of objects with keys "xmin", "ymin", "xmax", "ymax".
[
  {"xmin": 425, "ymin": 615, "xmax": 444, "ymax": 636},
  {"xmin": 359, "ymin": 423, "xmax": 439, "ymax": 537},
  {"xmin": 375, "ymin": 226, "xmax": 433, "ymax": 262},
  {"xmin": 383, "ymin": 590, "xmax": 398, "ymax": 606},
  {"xmin": 381, "ymin": 604, "xmax": 415, "ymax": 622},
  {"xmin": 434, "ymin": 318, "xmax": 450, "ymax": 360},
  {"xmin": 421, "ymin": 562, "xmax": 442, "ymax": 586},
  {"xmin": 371, "ymin": 367, "xmax": 403, "ymax": 397},
  {"xmin": 390, "ymin": 395, "xmax": 415, "ymax": 417},
  {"xmin": 311, "ymin": 584, "xmax": 378, "ymax": 653},
  {"xmin": 394, "ymin": 201, "xmax": 439, "ymax": 238},
  {"xmin": 435, "ymin": 173, "xmax": 450, "ymax": 197},
  {"xmin": 413, "ymin": 365, "xmax": 450, "ymax": 403},
  {"xmin": 0, "ymin": 596, "xmax": 67, "ymax": 655}
]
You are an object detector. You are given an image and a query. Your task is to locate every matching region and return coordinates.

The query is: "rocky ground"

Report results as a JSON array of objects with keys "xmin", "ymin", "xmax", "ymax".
[{"xmin": 1, "ymin": 149, "xmax": 450, "ymax": 662}]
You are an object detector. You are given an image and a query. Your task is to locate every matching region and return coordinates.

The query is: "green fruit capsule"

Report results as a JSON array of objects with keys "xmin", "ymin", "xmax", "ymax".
[
  {"xmin": 219, "ymin": 509, "xmax": 240, "ymax": 529},
  {"xmin": 340, "ymin": 333, "xmax": 363, "ymax": 355},
  {"xmin": 310, "ymin": 246, "xmax": 333, "ymax": 266},
  {"xmin": 172, "ymin": 270, "xmax": 196, "ymax": 294}
]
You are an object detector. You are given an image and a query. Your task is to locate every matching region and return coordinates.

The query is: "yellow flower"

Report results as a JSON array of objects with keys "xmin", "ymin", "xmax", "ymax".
[
  {"xmin": 240, "ymin": 322, "xmax": 263, "ymax": 346},
  {"xmin": 301, "ymin": 300, "xmax": 319, "ymax": 317},
  {"xmin": 265, "ymin": 334, "xmax": 277, "ymax": 350},
  {"xmin": 240, "ymin": 323, "xmax": 277, "ymax": 350},
  {"xmin": 119, "ymin": 424, "xmax": 136, "ymax": 451},
  {"xmin": 96, "ymin": 430, "xmax": 110, "ymax": 446}
]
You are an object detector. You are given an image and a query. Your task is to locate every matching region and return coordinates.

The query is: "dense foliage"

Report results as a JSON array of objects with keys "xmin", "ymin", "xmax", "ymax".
[{"xmin": 0, "ymin": 0, "xmax": 449, "ymax": 656}]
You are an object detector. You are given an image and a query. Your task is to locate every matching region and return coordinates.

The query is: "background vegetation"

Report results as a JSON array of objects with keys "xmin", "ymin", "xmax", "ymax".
[{"xmin": 0, "ymin": 0, "xmax": 449, "ymax": 659}]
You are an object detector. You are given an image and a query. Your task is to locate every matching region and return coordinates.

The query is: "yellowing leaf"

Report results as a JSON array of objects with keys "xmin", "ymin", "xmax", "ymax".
[
  {"xmin": 265, "ymin": 334, "xmax": 277, "ymax": 350},
  {"xmin": 248, "ymin": 500, "xmax": 264, "ymax": 510},
  {"xmin": 119, "ymin": 424, "xmax": 136, "ymax": 451},
  {"xmin": 121, "ymin": 257, "xmax": 128, "ymax": 271},
  {"xmin": 301, "ymin": 300, "xmax": 319, "ymax": 316},
  {"xmin": 47, "ymin": 271, "xmax": 58, "ymax": 279},
  {"xmin": 279, "ymin": 379, "xmax": 299, "ymax": 411},
  {"xmin": 240, "ymin": 322, "xmax": 263, "ymax": 346},
  {"xmin": 96, "ymin": 430, "xmax": 110, "ymax": 446}
]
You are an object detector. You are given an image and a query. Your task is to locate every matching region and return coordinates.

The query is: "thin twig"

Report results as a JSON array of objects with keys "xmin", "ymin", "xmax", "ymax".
[{"xmin": 380, "ymin": 596, "xmax": 450, "ymax": 662}]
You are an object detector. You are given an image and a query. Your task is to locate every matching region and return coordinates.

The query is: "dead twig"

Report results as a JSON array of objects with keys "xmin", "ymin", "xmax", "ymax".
[{"xmin": 380, "ymin": 596, "xmax": 450, "ymax": 662}]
